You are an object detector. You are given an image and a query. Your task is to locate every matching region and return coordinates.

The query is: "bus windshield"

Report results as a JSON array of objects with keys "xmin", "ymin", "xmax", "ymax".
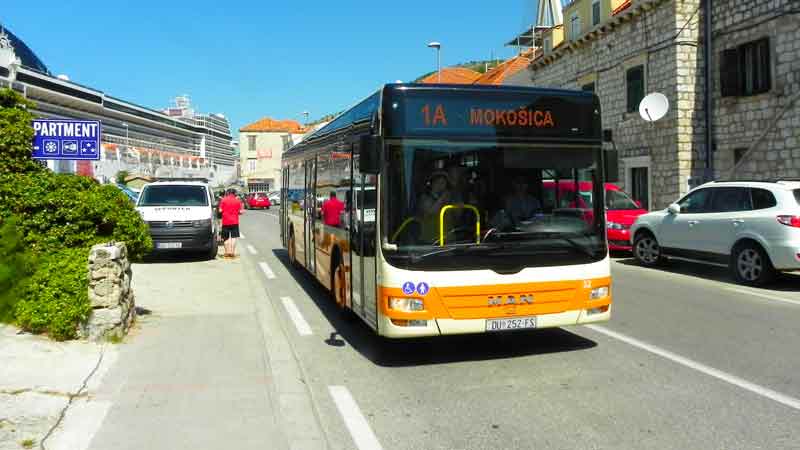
[{"xmin": 383, "ymin": 140, "xmax": 606, "ymax": 271}]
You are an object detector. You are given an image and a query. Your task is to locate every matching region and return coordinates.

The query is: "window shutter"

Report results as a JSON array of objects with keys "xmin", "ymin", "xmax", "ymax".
[
  {"xmin": 720, "ymin": 48, "xmax": 741, "ymax": 97},
  {"xmin": 758, "ymin": 38, "xmax": 771, "ymax": 93}
]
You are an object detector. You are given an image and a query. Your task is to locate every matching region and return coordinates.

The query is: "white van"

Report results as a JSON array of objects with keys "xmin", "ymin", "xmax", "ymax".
[{"xmin": 135, "ymin": 181, "xmax": 219, "ymax": 259}]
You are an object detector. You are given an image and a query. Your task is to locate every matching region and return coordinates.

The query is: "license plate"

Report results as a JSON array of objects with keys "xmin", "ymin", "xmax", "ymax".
[
  {"xmin": 486, "ymin": 316, "xmax": 537, "ymax": 332},
  {"xmin": 157, "ymin": 242, "xmax": 182, "ymax": 249}
]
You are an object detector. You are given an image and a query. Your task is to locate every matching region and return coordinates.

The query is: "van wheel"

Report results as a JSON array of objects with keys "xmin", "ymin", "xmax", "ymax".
[
  {"xmin": 732, "ymin": 242, "xmax": 775, "ymax": 286},
  {"xmin": 633, "ymin": 232, "xmax": 663, "ymax": 267},
  {"xmin": 207, "ymin": 240, "xmax": 219, "ymax": 260}
]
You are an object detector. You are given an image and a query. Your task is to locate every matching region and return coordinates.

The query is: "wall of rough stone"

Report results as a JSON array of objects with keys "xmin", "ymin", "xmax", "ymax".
[
  {"xmin": 711, "ymin": 0, "xmax": 800, "ymax": 179},
  {"xmin": 81, "ymin": 242, "xmax": 135, "ymax": 341},
  {"xmin": 516, "ymin": 0, "xmax": 705, "ymax": 209}
]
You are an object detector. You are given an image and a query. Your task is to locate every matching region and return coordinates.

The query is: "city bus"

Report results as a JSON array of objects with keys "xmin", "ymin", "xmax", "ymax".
[{"xmin": 280, "ymin": 83, "xmax": 615, "ymax": 338}]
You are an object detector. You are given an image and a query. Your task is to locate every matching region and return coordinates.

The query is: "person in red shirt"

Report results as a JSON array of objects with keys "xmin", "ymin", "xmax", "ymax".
[
  {"xmin": 218, "ymin": 189, "xmax": 243, "ymax": 258},
  {"xmin": 320, "ymin": 191, "xmax": 345, "ymax": 227}
]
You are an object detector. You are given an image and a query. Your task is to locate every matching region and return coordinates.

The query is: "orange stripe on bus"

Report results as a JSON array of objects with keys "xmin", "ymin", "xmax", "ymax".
[{"xmin": 379, "ymin": 277, "xmax": 611, "ymax": 320}]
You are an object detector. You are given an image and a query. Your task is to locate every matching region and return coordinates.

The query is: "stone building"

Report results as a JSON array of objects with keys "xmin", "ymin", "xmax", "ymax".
[
  {"xmin": 508, "ymin": 0, "xmax": 800, "ymax": 210},
  {"xmin": 239, "ymin": 118, "xmax": 307, "ymax": 193}
]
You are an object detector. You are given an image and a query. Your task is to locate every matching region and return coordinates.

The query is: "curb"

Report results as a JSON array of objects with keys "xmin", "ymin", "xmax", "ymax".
[{"xmin": 241, "ymin": 249, "xmax": 329, "ymax": 450}]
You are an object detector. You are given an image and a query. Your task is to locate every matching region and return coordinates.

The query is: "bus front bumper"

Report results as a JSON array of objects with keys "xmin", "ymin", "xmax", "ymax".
[{"xmin": 378, "ymin": 306, "xmax": 611, "ymax": 338}]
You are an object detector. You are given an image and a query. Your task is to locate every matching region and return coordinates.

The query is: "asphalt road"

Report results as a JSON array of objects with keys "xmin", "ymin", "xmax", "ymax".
[{"xmin": 239, "ymin": 209, "xmax": 800, "ymax": 450}]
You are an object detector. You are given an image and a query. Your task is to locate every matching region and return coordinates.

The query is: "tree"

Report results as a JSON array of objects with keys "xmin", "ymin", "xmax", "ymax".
[
  {"xmin": 0, "ymin": 88, "xmax": 44, "ymax": 174},
  {"xmin": 115, "ymin": 170, "xmax": 130, "ymax": 185}
]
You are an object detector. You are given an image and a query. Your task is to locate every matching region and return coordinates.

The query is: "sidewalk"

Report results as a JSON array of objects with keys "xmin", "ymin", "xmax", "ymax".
[
  {"xmin": 0, "ymin": 325, "xmax": 116, "ymax": 450},
  {"xmin": 2, "ymin": 250, "xmax": 326, "ymax": 450}
]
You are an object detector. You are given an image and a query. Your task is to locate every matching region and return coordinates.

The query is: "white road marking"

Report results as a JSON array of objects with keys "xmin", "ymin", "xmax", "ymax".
[
  {"xmin": 280, "ymin": 296, "xmax": 313, "ymax": 336},
  {"xmin": 259, "ymin": 261, "xmax": 276, "ymax": 279},
  {"xmin": 328, "ymin": 386, "xmax": 383, "ymax": 450},
  {"xmin": 239, "ymin": 232, "xmax": 246, "ymax": 239},
  {"xmin": 585, "ymin": 324, "xmax": 800, "ymax": 411},
  {"xmin": 246, "ymin": 244, "xmax": 258, "ymax": 255},
  {"xmin": 722, "ymin": 287, "xmax": 800, "ymax": 306}
]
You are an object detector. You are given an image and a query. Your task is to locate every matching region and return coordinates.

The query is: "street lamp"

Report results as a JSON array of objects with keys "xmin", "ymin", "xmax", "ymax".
[
  {"xmin": 427, "ymin": 41, "xmax": 441, "ymax": 83},
  {"xmin": 302, "ymin": 111, "xmax": 310, "ymax": 125}
]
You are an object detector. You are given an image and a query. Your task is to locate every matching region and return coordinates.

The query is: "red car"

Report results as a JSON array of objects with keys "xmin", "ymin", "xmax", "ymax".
[
  {"xmin": 247, "ymin": 193, "xmax": 271, "ymax": 209},
  {"xmin": 542, "ymin": 181, "xmax": 648, "ymax": 252}
]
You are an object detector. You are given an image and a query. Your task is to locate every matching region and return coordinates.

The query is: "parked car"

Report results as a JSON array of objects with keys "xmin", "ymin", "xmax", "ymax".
[
  {"xmin": 115, "ymin": 184, "xmax": 139, "ymax": 204},
  {"xmin": 267, "ymin": 190, "xmax": 281, "ymax": 206},
  {"xmin": 136, "ymin": 181, "xmax": 218, "ymax": 259},
  {"xmin": 630, "ymin": 180, "xmax": 800, "ymax": 285},
  {"xmin": 247, "ymin": 192, "xmax": 271, "ymax": 209},
  {"xmin": 542, "ymin": 181, "xmax": 648, "ymax": 252}
]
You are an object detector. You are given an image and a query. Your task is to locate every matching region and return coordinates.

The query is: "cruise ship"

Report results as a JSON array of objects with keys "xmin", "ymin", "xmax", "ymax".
[{"xmin": 0, "ymin": 25, "xmax": 236, "ymax": 185}]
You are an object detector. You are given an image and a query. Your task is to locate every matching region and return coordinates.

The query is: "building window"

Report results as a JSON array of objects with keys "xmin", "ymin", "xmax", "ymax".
[
  {"xmin": 626, "ymin": 65, "xmax": 645, "ymax": 113},
  {"xmin": 592, "ymin": 0, "xmax": 601, "ymax": 26},
  {"xmin": 721, "ymin": 38, "xmax": 771, "ymax": 97},
  {"xmin": 543, "ymin": 37, "xmax": 552, "ymax": 53},
  {"xmin": 570, "ymin": 13, "xmax": 581, "ymax": 41},
  {"xmin": 733, "ymin": 148, "xmax": 748, "ymax": 165},
  {"xmin": 248, "ymin": 159, "xmax": 256, "ymax": 173},
  {"xmin": 630, "ymin": 167, "xmax": 650, "ymax": 210},
  {"xmin": 248, "ymin": 135, "xmax": 257, "ymax": 153},
  {"xmin": 582, "ymin": 82, "xmax": 595, "ymax": 92}
]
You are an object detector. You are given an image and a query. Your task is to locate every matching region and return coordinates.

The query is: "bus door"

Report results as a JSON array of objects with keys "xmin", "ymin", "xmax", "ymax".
[
  {"xmin": 304, "ymin": 158, "xmax": 317, "ymax": 274},
  {"xmin": 350, "ymin": 169, "xmax": 378, "ymax": 329},
  {"xmin": 280, "ymin": 167, "xmax": 288, "ymax": 247}
]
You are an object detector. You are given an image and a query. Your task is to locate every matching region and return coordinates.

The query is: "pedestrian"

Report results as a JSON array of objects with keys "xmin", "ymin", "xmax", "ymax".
[
  {"xmin": 218, "ymin": 188, "xmax": 243, "ymax": 258},
  {"xmin": 321, "ymin": 191, "xmax": 345, "ymax": 227}
]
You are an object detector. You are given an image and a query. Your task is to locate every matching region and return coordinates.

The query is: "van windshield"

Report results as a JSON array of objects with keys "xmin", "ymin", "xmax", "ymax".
[{"xmin": 139, "ymin": 185, "xmax": 209, "ymax": 207}]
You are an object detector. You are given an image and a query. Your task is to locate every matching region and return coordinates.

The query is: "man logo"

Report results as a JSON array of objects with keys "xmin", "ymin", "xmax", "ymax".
[{"xmin": 488, "ymin": 295, "xmax": 533, "ymax": 306}]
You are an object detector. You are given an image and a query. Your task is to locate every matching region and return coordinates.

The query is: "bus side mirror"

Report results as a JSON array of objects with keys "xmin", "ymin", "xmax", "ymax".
[
  {"xmin": 359, "ymin": 135, "xmax": 382, "ymax": 174},
  {"xmin": 604, "ymin": 150, "xmax": 619, "ymax": 183}
]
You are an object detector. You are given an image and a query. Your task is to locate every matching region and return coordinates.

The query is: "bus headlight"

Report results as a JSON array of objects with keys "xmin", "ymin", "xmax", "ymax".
[
  {"xmin": 389, "ymin": 298, "xmax": 424, "ymax": 312},
  {"xmin": 590, "ymin": 286, "xmax": 609, "ymax": 299}
]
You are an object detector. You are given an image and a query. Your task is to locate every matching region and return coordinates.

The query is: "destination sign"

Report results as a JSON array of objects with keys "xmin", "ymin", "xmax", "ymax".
[{"xmin": 387, "ymin": 90, "xmax": 600, "ymax": 140}]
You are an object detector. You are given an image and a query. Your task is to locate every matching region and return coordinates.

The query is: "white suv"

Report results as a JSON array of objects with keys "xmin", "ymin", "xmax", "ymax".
[{"xmin": 630, "ymin": 180, "xmax": 800, "ymax": 285}]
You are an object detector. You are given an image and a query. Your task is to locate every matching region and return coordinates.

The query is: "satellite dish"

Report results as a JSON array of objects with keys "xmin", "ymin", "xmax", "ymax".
[{"xmin": 639, "ymin": 92, "xmax": 669, "ymax": 122}]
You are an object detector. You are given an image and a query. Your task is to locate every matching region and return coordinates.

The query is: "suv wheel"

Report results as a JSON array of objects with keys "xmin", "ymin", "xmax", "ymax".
[
  {"xmin": 633, "ymin": 232, "xmax": 663, "ymax": 267},
  {"xmin": 732, "ymin": 242, "xmax": 775, "ymax": 286}
]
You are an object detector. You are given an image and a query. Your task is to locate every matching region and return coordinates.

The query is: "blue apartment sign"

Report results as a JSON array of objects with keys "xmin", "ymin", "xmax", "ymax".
[{"xmin": 31, "ymin": 119, "xmax": 102, "ymax": 160}]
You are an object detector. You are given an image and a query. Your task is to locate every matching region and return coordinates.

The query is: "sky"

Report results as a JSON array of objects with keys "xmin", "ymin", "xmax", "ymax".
[{"xmin": 2, "ymin": 0, "xmax": 539, "ymax": 138}]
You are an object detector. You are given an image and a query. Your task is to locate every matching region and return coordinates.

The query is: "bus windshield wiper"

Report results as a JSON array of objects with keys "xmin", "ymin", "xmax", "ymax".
[
  {"xmin": 406, "ymin": 244, "xmax": 487, "ymax": 263},
  {"xmin": 486, "ymin": 234, "xmax": 597, "ymax": 258}
]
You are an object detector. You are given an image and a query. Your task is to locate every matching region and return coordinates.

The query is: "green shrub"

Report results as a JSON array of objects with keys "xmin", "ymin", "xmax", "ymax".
[
  {"xmin": 0, "ymin": 172, "xmax": 152, "ymax": 260},
  {"xmin": 14, "ymin": 248, "xmax": 91, "ymax": 340},
  {"xmin": 0, "ymin": 89, "xmax": 44, "ymax": 175},
  {"xmin": 0, "ymin": 216, "xmax": 35, "ymax": 322}
]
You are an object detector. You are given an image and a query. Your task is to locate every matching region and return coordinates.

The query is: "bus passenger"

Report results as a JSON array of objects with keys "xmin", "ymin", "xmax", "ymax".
[
  {"xmin": 417, "ymin": 171, "xmax": 452, "ymax": 242},
  {"xmin": 321, "ymin": 191, "xmax": 345, "ymax": 227}
]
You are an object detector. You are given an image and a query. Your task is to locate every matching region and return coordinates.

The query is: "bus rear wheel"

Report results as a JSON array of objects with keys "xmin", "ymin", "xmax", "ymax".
[{"xmin": 288, "ymin": 233, "xmax": 298, "ymax": 267}]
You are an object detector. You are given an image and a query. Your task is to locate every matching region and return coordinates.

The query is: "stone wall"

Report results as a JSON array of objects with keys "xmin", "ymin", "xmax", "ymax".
[
  {"xmin": 519, "ymin": 0, "xmax": 704, "ymax": 209},
  {"xmin": 81, "ymin": 242, "xmax": 135, "ymax": 341},
  {"xmin": 711, "ymin": 0, "xmax": 800, "ymax": 179}
]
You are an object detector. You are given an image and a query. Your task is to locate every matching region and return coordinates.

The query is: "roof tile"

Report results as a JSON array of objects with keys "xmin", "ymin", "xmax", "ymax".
[{"xmin": 240, "ymin": 117, "xmax": 307, "ymax": 133}]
